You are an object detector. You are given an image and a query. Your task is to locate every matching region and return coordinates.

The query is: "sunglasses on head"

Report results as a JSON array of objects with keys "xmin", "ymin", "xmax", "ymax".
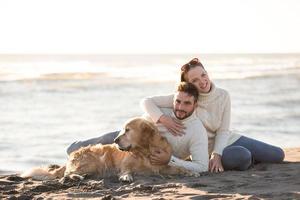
[{"xmin": 181, "ymin": 58, "xmax": 201, "ymax": 72}]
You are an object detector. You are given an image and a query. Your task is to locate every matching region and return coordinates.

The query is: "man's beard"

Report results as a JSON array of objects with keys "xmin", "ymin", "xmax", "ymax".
[{"xmin": 174, "ymin": 109, "xmax": 193, "ymax": 120}]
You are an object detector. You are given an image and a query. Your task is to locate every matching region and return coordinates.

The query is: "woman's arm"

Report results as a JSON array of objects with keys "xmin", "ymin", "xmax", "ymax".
[
  {"xmin": 213, "ymin": 92, "xmax": 231, "ymax": 155},
  {"xmin": 140, "ymin": 94, "xmax": 174, "ymax": 122},
  {"xmin": 140, "ymin": 95, "xmax": 185, "ymax": 136},
  {"xmin": 209, "ymin": 92, "xmax": 231, "ymax": 173}
]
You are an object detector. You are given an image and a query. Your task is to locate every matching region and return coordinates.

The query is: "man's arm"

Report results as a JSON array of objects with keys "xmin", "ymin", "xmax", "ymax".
[
  {"xmin": 150, "ymin": 120, "xmax": 209, "ymax": 173},
  {"xmin": 168, "ymin": 122, "xmax": 209, "ymax": 173}
]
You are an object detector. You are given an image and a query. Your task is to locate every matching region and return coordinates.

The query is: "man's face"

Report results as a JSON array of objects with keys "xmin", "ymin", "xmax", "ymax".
[{"xmin": 173, "ymin": 91, "xmax": 197, "ymax": 120}]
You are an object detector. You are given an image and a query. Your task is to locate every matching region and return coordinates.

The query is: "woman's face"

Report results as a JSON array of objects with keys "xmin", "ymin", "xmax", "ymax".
[{"xmin": 186, "ymin": 66, "xmax": 211, "ymax": 93}]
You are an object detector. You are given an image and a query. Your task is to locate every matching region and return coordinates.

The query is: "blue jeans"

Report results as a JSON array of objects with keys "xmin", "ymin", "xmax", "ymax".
[
  {"xmin": 66, "ymin": 131, "xmax": 119, "ymax": 155},
  {"xmin": 221, "ymin": 136, "xmax": 285, "ymax": 171}
]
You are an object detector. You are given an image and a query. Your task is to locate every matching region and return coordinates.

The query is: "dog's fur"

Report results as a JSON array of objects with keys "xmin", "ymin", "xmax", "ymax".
[{"xmin": 21, "ymin": 117, "xmax": 190, "ymax": 182}]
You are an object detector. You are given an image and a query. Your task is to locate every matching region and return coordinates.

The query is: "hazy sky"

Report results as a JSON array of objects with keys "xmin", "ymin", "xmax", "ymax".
[{"xmin": 0, "ymin": 0, "xmax": 300, "ymax": 54}]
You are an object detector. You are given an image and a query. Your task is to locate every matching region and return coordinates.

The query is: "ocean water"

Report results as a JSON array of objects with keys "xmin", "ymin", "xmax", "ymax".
[{"xmin": 0, "ymin": 54, "xmax": 299, "ymax": 173}]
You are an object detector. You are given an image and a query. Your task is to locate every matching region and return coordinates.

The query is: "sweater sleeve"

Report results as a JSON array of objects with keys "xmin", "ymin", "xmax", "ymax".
[
  {"xmin": 213, "ymin": 92, "xmax": 231, "ymax": 155},
  {"xmin": 168, "ymin": 121, "xmax": 209, "ymax": 173},
  {"xmin": 140, "ymin": 94, "xmax": 174, "ymax": 123}
]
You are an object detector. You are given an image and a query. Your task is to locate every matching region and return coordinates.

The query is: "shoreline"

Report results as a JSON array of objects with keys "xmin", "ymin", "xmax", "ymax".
[
  {"xmin": 0, "ymin": 170, "xmax": 19, "ymax": 176},
  {"xmin": 1, "ymin": 148, "xmax": 299, "ymax": 200}
]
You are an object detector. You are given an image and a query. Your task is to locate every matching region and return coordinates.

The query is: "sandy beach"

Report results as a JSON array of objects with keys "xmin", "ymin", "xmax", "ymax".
[
  {"xmin": 0, "ymin": 148, "xmax": 299, "ymax": 200},
  {"xmin": 0, "ymin": 55, "xmax": 299, "ymax": 200}
]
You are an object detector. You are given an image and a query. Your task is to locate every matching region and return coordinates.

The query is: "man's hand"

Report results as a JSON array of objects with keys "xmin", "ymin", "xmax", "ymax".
[
  {"xmin": 150, "ymin": 147, "xmax": 171, "ymax": 165},
  {"xmin": 209, "ymin": 153, "xmax": 224, "ymax": 173},
  {"xmin": 159, "ymin": 115, "xmax": 185, "ymax": 136}
]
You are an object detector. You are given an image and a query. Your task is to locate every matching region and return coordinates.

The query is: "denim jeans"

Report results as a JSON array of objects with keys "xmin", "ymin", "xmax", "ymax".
[
  {"xmin": 66, "ymin": 131, "xmax": 119, "ymax": 155},
  {"xmin": 221, "ymin": 136, "xmax": 285, "ymax": 171}
]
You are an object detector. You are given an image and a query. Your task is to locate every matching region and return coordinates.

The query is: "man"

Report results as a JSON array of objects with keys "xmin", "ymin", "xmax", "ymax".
[
  {"xmin": 67, "ymin": 82, "xmax": 208, "ymax": 173},
  {"xmin": 143, "ymin": 82, "xmax": 208, "ymax": 172}
]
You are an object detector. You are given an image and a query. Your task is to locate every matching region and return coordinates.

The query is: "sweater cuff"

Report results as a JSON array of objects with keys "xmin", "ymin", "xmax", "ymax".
[
  {"xmin": 212, "ymin": 148, "xmax": 223, "ymax": 156},
  {"xmin": 168, "ymin": 155, "xmax": 179, "ymax": 167},
  {"xmin": 213, "ymin": 132, "xmax": 230, "ymax": 156},
  {"xmin": 152, "ymin": 113, "xmax": 164, "ymax": 123},
  {"xmin": 213, "ymin": 141, "xmax": 228, "ymax": 155}
]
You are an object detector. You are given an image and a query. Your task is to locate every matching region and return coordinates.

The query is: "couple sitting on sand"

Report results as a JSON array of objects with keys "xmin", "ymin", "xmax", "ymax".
[{"xmin": 67, "ymin": 58, "xmax": 285, "ymax": 174}]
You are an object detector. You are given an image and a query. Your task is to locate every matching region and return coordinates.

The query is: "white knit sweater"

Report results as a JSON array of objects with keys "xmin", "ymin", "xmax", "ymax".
[
  {"xmin": 140, "ymin": 83, "xmax": 241, "ymax": 156},
  {"xmin": 144, "ymin": 108, "xmax": 209, "ymax": 173}
]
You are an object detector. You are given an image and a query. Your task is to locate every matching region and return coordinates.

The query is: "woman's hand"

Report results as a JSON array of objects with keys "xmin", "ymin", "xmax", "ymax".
[
  {"xmin": 150, "ymin": 147, "xmax": 171, "ymax": 165},
  {"xmin": 159, "ymin": 115, "xmax": 185, "ymax": 136},
  {"xmin": 209, "ymin": 153, "xmax": 224, "ymax": 173}
]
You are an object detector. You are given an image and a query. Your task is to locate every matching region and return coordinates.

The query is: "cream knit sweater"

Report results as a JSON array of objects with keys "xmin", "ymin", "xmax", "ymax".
[
  {"xmin": 144, "ymin": 108, "xmax": 209, "ymax": 173},
  {"xmin": 140, "ymin": 83, "xmax": 241, "ymax": 156}
]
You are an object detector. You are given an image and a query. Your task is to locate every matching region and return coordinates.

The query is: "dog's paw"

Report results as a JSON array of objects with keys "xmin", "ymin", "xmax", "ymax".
[
  {"xmin": 70, "ymin": 174, "xmax": 85, "ymax": 181},
  {"xmin": 119, "ymin": 174, "xmax": 133, "ymax": 182},
  {"xmin": 185, "ymin": 171, "xmax": 201, "ymax": 177},
  {"xmin": 192, "ymin": 172, "xmax": 201, "ymax": 177},
  {"xmin": 176, "ymin": 168, "xmax": 201, "ymax": 177}
]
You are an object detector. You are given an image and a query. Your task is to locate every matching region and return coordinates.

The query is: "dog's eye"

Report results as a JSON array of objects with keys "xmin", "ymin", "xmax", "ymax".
[{"xmin": 125, "ymin": 128, "xmax": 130, "ymax": 132}]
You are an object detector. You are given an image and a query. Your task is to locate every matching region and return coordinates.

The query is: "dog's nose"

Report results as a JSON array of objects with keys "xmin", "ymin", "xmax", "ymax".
[{"xmin": 114, "ymin": 137, "xmax": 120, "ymax": 143}]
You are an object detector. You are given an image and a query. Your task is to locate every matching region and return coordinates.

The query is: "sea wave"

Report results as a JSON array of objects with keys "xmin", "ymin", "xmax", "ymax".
[
  {"xmin": 0, "ymin": 54, "xmax": 299, "ymax": 81},
  {"xmin": 1, "ymin": 67, "xmax": 299, "ymax": 82}
]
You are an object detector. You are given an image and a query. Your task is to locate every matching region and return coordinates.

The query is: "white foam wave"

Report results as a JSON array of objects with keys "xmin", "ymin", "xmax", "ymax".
[{"xmin": 0, "ymin": 55, "xmax": 299, "ymax": 81}]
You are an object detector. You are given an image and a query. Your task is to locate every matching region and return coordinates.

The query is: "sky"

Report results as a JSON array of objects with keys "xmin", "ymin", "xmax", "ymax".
[{"xmin": 0, "ymin": 0, "xmax": 300, "ymax": 54}]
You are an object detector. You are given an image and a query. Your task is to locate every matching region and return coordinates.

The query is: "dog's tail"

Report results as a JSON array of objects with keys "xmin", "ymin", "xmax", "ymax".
[{"xmin": 21, "ymin": 165, "xmax": 66, "ymax": 180}]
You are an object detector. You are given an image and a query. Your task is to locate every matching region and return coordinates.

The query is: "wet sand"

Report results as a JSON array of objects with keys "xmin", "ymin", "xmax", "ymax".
[{"xmin": 1, "ymin": 148, "xmax": 299, "ymax": 200}]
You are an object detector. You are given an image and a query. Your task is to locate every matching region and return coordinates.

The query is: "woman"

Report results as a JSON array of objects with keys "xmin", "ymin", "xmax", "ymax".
[{"xmin": 141, "ymin": 58, "xmax": 285, "ymax": 172}]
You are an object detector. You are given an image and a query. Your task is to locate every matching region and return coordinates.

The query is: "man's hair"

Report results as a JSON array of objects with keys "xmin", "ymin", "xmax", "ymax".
[{"xmin": 177, "ymin": 82, "xmax": 199, "ymax": 102}]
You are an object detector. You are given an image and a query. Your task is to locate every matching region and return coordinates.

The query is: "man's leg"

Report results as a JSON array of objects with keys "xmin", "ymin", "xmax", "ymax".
[{"xmin": 66, "ymin": 131, "xmax": 119, "ymax": 155}]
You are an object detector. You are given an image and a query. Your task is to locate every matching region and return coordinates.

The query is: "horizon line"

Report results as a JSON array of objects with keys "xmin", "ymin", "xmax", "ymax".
[{"xmin": 1, "ymin": 53, "xmax": 300, "ymax": 56}]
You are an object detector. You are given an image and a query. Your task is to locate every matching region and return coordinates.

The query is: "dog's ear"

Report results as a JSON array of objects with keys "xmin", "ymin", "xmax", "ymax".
[
  {"xmin": 140, "ymin": 120, "xmax": 157, "ymax": 136},
  {"xmin": 139, "ymin": 120, "xmax": 157, "ymax": 148}
]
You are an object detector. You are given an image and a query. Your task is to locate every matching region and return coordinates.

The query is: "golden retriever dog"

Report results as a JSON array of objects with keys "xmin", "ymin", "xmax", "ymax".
[{"xmin": 21, "ymin": 117, "xmax": 190, "ymax": 182}]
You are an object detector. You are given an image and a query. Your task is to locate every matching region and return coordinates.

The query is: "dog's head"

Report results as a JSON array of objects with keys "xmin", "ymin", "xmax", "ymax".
[{"xmin": 114, "ymin": 117, "xmax": 158, "ymax": 151}]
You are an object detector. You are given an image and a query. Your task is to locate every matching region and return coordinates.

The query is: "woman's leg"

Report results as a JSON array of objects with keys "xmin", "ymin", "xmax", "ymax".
[
  {"xmin": 231, "ymin": 136, "xmax": 285, "ymax": 164},
  {"xmin": 66, "ymin": 131, "xmax": 120, "ymax": 155},
  {"xmin": 222, "ymin": 145, "xmax": 252, "ymax": 171}
]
